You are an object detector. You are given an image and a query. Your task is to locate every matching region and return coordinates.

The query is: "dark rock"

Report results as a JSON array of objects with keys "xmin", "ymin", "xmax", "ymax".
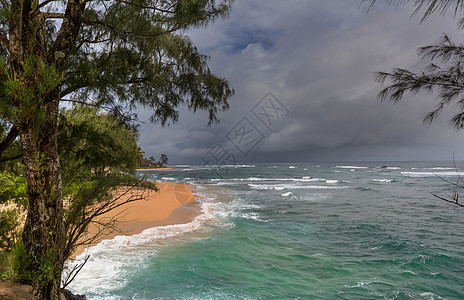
[{"xmin": 62, "ymin": 288, "xmax": 87, "ymax": 300}]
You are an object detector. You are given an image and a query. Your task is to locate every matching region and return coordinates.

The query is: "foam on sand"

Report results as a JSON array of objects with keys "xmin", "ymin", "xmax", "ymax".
[
  {"xmin": 66, "ymin": 183, "xmax": 220, "ymax": 296},
  {"xmin": 72, "ymin": 182, "xmax": 200, "ymax": 258}
]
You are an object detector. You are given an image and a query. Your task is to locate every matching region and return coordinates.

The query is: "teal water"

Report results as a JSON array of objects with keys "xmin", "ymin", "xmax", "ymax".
[{"xmin": 68, "ymin": 162, "xmax": 464, "ymax": 299}]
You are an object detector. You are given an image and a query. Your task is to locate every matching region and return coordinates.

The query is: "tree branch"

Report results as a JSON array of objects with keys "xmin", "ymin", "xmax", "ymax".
[
  {"xmin": 0, "ymin": 154, "xmax": 22, "ymax": 163},
  {"xmin": 43, "ymin": 12, "xmax": 66, "ymax": 19},
  {"xmin": 82, "ymin": 19, "xmax": 180, "ymax": 39},
  {"xmin": 0, "ymin": 126, "xmax": 18, "ymax": 158},
  {"xmin": 112, "ymin": 0, "xmax": 177, "ymax": 14},
  {"xmin": 48, "ymin": 0, "xmax": 86, "ymax": 70},
  {"xmin": 0, "ymin": 33, "xmax": 9, "ymax": 50},
  {"xmin": 432, "ymin": 193, "xmax": 464, "ymax": 207}
]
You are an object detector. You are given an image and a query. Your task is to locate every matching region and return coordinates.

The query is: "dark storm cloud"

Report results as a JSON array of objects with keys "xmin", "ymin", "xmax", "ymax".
[{"xmin": 138, "ymin": 0, "xmax": 464, "ymax": 163}]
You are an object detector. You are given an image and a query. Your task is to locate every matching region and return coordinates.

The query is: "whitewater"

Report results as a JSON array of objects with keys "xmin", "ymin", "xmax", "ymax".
[{"xmin": 68, "ymin": 162, "xmax": 464, "ymax": 299}]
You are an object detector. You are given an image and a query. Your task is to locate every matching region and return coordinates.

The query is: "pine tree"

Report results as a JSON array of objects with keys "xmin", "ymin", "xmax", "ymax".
[
  {"xmin": 0, "ymin": 1, "xmax": 234, "ymax": 298},
  {"xmin": 363, "ymin": 0, "xmax": 464, "ymax": 127}
]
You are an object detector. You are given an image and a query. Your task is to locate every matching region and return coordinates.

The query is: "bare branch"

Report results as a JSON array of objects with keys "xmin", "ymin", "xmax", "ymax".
[
  {"xmin": 432, "ymin": 193, "xmax": 464, "ymax": 207},
  {"xmin": 61, "ymin": 255, "xmax": 90, "ymax": 289},
  {"xmin": 63, "ymin": 179, "xmax": 156, "ymax": 259}
]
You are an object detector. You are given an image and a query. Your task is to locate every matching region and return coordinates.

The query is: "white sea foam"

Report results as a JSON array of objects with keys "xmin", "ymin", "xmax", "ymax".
[
  {"xmin": 386, "ymin": 167, "xmax": 401, "ymax": 170},
  {"xmin": 372, "ymin": 179, "xmax": 392, "ymax": 183},
  {"xmin": 300, "ymin": 194, "xmax": 333, "ymax": 202},
  {"xmin": 325, "ymin": 180, "xmax": 339, "ymax": 184},
  {"xmin": 412, "ymin": 167, "xmax": 454, "ymax": 170},
  {"xmin": 335, "ymin": 166, "xmax": 368, "ymax": 169},
  {"xmin": 419, "ymin": 292, "xmax": 446, "ymax": 299},
  {"xmin": 248, "ymin": 183, "xmax": 347, "ymax": 190},
  {"xmin": 210, "ymin": 197, "xmax": 267, "ymax": 223},
  {"xmin": 345, "ymin": 278, "xmax": 381, "ymax": 288},
  {"xmin": 211, "ymin": 177, "xmax": 328, "ymax": 183},
  {"xmin": 160, "ymin": 177, "xmax": 176, "ymax": 181},
  {"xmin": 66, "ymin": 188, "xmax": 222, "ymax": 296},
  {"xmin": 289, "ymin": 166, "xmax": 296, "ymax": 169},
  {"xmin": 401, "ymin": 171, "xmax": 459, "ymax": 177},
  {"xmin": 281, "ymin": 192, "xmax": 293, "ymax": 197},
  {"xmin": 224, "ymin": 164, "xmax": 255, "ymax": 168}
]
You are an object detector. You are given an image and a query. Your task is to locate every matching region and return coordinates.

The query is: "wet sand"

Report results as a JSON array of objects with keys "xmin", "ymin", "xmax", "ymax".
[{"xmin": 72, "ymin": 182, "xmax": 200, "ymax": 257}]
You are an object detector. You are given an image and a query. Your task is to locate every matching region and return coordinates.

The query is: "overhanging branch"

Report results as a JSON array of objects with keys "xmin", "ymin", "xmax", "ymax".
[{"xmin": 0, "ymin": 126, "xmax": 18, "ymax": 158}]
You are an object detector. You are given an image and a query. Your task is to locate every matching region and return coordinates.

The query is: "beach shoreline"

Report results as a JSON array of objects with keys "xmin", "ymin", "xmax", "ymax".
[{"xmin": 72, "ymin": 181, "xmax": 201, "ymax": 258}]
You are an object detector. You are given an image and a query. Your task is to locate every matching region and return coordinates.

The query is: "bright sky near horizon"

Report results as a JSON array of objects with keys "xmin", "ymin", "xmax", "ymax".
[{"xmin": 137, "ymin": 0, "xmax": 464, "ymax": 164}]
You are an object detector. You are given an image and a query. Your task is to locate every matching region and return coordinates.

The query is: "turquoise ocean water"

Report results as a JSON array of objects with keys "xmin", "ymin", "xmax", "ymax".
[{"xmin": 67, "ymin": 162, "xmax": 464, "ymax": 299}]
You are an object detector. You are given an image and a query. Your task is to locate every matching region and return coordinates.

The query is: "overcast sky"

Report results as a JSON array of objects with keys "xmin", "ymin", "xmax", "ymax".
[{"xmin": 137, "ymin": 0, "xmax": 464, "ymax": 164}]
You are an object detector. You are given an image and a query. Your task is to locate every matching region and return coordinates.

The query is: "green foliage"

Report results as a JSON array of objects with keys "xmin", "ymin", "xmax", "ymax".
[
  {"xmin": 0, "ymin": 250, "xmax": 11, "ymax": 276},
  {"xmin": 0, "ymin": 170, "xmax": 25, "ymax": 252},
  {"xmin": 0, "ymin": 170, "xmax": 26, "ymax": 205},
  {"xmin": 58, "ymin": 105, "xmax": 143, "ymax": 176},
  {"xmin": 10, "ymin": 241, "xmax": 59, "ymax": 292},
  {"xmin": 0, "ymin": 0, "xmax": 234, "ymax": 297},
  {"xmin": 0, "ymin": 209, "xmax": 20, "ymax": 250},
  {"xmin": 64, "ymin": 0, "xmax": 234, "ymax": 126},
  {"xmin": 58, "ymin": 106, "xmax": 157, "ymax": 259},
  {"xmin": 160, "ymin": 154, "xmax": 169, "ymax": 165},
  {"xmin": 140, "ymin": 153, "xmax": 169, "ymax": 168},
  {"xmin": 10, "ymin": 241, "xmax": 33, "ymax": 284}
]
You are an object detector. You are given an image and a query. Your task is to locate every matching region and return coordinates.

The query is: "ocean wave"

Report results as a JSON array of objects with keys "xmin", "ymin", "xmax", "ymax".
[
  {"xmin": 344, "ymin": 278, "xmax": 382, "ymax": 288},
  {"xmin": 211, "ymin": 177, "xmax": 328, "ymax": 183},
  {"xmin": 335, "ymin": 166, "xmax": 368, "ymax": 169},
  {"xmin": 411, "ymin": 167, "xmax": 454, "ymax": 170},
  {"xmin": 325, "ymin": 180, "xmax": 339, "ymax": 184},
  {"xmin": 224, "ymin": 164, "xmax": 255, "ymax": 168},
  {"xmin": 372, "ymin": 179, "xmax": 393, "ymax": 183},
  {"xmin": 401, "ymin": 171, "xmax": 459, "ymax": 177},
  {"xmin": 248, "ymin": 183, "xmax": 347, "ymax": 190},
  {"xmin": 66, "ymin": 192, "xmax": 221, "ymax": 296},
  {"xmin": 299, "ymin": 194, "xmax": 333, "ymax": 202}
]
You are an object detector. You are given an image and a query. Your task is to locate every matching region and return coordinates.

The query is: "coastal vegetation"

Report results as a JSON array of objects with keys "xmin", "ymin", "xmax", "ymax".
[
  {"xmin": 0, "ymin": 0, "xmax": 234, "ymax": 299},
  {"xmin": 139, "ymin": 154, "xmax": 169, "ymax": 169}
]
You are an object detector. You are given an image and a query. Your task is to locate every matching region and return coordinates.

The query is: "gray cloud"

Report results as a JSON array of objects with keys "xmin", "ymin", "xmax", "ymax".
[{"xmin": 138, "ymin": 0, "xmax": 464, "ymax": 163}]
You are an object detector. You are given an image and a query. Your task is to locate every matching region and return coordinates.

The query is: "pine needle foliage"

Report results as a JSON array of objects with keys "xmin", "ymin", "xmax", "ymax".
[
  {"xmin": 0, "ymin": 1, "xmax": 234, "ymax": 298},
  {"xmin": 364, "ymin": 0, "xmax": 464, "ymax": 129}
]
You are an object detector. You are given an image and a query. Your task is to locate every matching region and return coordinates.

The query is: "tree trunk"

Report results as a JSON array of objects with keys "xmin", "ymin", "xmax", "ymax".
[{"xmin": 20, "ymin": 95, "xmax": 65, "ymax": 300}]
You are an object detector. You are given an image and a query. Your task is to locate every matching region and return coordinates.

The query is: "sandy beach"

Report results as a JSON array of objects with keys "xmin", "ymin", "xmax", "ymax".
[{"xmin": 73, "ymin": 181, "xmax": 200, "ymax": 257}]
